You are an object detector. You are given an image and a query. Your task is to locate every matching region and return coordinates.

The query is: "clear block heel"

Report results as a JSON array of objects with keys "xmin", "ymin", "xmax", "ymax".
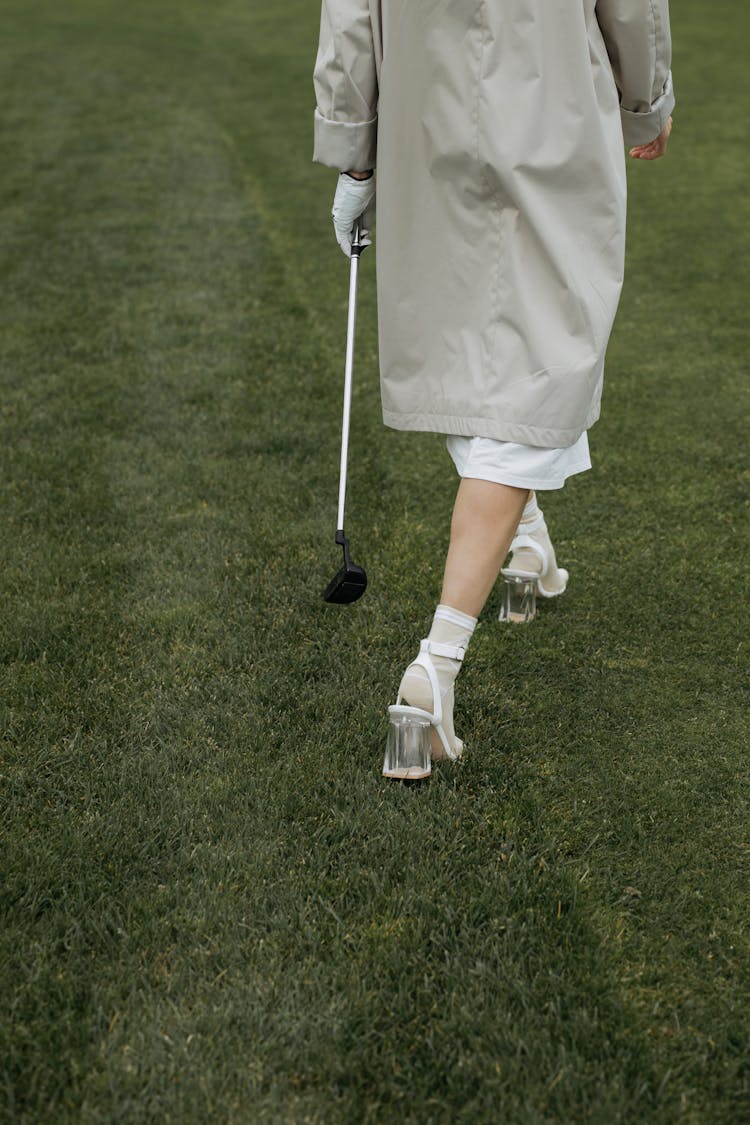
[
  {"xmin": 384, "ymin": 637, "xmax": 467, "ymax": 779},
  {"xmin": 383, "ymin": 706, "xmax": 432, "ymax": 780},
  {"xmin": 499, "ymin": 513, "xmax": 568, "ymax": 625},
  {"xmin": 499, "ymin": 572, "xmax": 537, "ymax": 624}
]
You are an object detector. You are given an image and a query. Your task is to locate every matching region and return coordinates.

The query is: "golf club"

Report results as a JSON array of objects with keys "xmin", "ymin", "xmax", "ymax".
[{"xmin": 323, "ymin": 220, "xmax": 368, "ymax": 604}]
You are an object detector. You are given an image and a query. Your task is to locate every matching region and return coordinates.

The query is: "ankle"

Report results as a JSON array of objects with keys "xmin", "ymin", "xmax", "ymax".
[
  {"xmin": 523, "ymin": 489, "xmax": 538, "ymax": 513},
  {"xmin": 433, "ymin": 604, "xmax": 477, "ymax": 632},
  {"xmin": 429, "ymin": 605, "xmax": 476, "ymax": 651},
  {"xmin": 521, "ymin": 493, "xmax": 542, "ymax": 524}
]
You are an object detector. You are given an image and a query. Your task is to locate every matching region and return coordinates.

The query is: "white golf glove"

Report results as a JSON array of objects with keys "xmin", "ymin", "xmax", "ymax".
[{"xmin": 332, "ymin": 172, "xmax": 376, "ymax": 257}]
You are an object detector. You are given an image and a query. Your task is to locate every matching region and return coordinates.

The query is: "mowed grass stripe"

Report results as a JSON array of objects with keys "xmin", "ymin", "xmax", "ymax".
[{"xmin": 1, "ymin": 1, "xmax": 748, "ymax": 1122}]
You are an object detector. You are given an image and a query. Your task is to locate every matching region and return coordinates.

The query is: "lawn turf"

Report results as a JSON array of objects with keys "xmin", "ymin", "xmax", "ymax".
[{"xmin": 1, "ymin": 1, "xmax": 748, "ymax": 1121}]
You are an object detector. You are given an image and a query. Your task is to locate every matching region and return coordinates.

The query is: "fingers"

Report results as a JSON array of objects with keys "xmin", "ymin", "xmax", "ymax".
[
  {"xmin": 629, "ymin": 138, "xmax": 665, "ymax": 160},
  {"xmin": 336, "ymin": 225, "xmax": 372, "ymax": 258},
  {"xmin": 629, "ymin": 116, "xmax": 673, "ymax": 161},
  {"xmin": 629, "ymin": 141, "xmax": 661, "ymax": 160},
  {"xmin": 334, "ymin": 228, "xmax": 353, "ymax": 257}
]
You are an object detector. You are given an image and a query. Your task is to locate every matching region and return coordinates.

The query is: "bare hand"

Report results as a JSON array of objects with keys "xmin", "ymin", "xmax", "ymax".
[{"xmin": 629, "ymin": 117, "xmax": 673, "ymax": 161}]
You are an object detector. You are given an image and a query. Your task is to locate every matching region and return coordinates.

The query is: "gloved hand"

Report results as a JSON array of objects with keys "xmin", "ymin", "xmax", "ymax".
[{"xmin": 331, "ymin": 172, "xmax": 376, "ymax": 257}]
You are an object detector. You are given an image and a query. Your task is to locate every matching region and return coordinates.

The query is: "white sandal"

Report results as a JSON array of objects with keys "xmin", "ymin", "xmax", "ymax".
[
  {"xmin": 383, "ymin": 639, "xmax": 466, "ymax": 779},
  {"xmin": 500, "ymin": 513, "xmax": 568, "ymax": 623}
]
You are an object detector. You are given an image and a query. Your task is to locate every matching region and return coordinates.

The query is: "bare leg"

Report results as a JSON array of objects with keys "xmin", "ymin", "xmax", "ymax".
[
  {"xmin": 395, "ymin": 478, "xmax": 529, "ymax": 762},
  {"xmin": 440, "ymin": 478, "xmax": 529, "ymax": 618}
]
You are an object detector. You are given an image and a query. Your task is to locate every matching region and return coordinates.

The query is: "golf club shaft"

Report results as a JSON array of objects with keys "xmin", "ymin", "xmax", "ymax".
[{"xmin": 336, "ymin": 240, "xmax": 361, "ymax": 532}]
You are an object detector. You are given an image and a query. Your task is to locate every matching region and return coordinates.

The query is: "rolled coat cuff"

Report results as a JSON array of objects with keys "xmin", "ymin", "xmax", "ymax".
[
  {"xmin": 313, "ymin": 107, "xmax": 377, "ymax": 172},
  {"xmin": 620, "ymin": 71, "xmax": 675, "ymax": 147}
]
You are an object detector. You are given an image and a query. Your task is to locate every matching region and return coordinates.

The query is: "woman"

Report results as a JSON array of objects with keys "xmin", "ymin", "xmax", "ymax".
[{"xmin": 313, "ymin": 1, "xmax": 674, "ymax": 770}]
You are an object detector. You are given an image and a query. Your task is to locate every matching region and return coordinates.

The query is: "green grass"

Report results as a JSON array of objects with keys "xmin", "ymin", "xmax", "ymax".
[{"xmin": 1, "ymin": 1, "xmax": 748, "ymax": 1121}]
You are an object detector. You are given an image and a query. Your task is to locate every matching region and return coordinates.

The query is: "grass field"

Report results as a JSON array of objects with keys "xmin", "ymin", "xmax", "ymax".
[{"xmin": 1, "ymin": 1, "xmax": 748, "ymax": 1121}]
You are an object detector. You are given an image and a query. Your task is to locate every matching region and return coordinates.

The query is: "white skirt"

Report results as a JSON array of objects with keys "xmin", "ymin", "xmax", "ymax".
[{"xmin": 446, "ymin": 432, "xmax": 591, "ymax": 491}]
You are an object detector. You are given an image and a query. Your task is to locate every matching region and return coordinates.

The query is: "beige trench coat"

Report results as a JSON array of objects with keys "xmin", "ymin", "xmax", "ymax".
[{"xmin": 314, "ymin": 1, "xmax": 674, "ymax": 448}]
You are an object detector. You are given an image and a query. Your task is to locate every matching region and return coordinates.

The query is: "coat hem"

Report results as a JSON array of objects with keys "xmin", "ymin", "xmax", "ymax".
[{"xmin": 382, "ymin": 407, "xmax": 600, "ymax": 450}]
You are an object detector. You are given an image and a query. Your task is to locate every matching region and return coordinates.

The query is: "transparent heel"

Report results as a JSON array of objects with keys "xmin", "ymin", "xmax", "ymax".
[
  {"xmin": 499, "ymin": 574, "xmax": 537, "ymax": 624},
  {"xmin": 383, "ymin": 706, "xmax": 432, "ymax": 780}
]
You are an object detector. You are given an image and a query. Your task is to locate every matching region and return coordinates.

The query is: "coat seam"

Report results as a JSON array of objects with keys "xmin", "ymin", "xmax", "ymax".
[
  {"xmin": 473, "ymin": 1, "xmax": 501, "ymax": 402},
  {"xmin": 647, "ymin": 0, "xmax": 659, "ymax": 101}
]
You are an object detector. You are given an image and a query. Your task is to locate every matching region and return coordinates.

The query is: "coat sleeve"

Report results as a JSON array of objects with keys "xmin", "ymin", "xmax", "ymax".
[
  {"xmin": 313, "ymin": 0, "xmax": 379, "ymax": 171},
  {"xmin": 596, "ymin": 0, "xmax": 675, "ymax": 147}
]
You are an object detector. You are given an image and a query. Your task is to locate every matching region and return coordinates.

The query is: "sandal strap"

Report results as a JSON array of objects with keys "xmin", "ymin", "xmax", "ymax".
[
  {"xmin": 508, "ymin": 532, "xmax": 549, "ymax": 577},
  {"xmin": 419, "ymin": 638, "xmax": 466, "ymax": 662}
]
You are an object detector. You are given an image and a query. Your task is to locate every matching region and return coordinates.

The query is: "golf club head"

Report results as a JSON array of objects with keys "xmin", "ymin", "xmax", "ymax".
[
  {"xmin": 323, "ymin": 562, "xmax": 367, "ymax": 604},
  {"xmin": 322, "ymin": 529, "xmax": 367, "ymax": 604}
]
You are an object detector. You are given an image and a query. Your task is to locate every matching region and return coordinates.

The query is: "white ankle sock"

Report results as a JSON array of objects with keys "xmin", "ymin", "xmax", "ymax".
[
  {"xmin": 405, "ymin": 604, "xmax": 476, "ymax": 701},
  {"xmin": 522, "ymin": 492, "xmax": 540, "ymax": 522},
  {"xmin": 428, "ymin": 604, "xmax": 477, "ymax": 679}
]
